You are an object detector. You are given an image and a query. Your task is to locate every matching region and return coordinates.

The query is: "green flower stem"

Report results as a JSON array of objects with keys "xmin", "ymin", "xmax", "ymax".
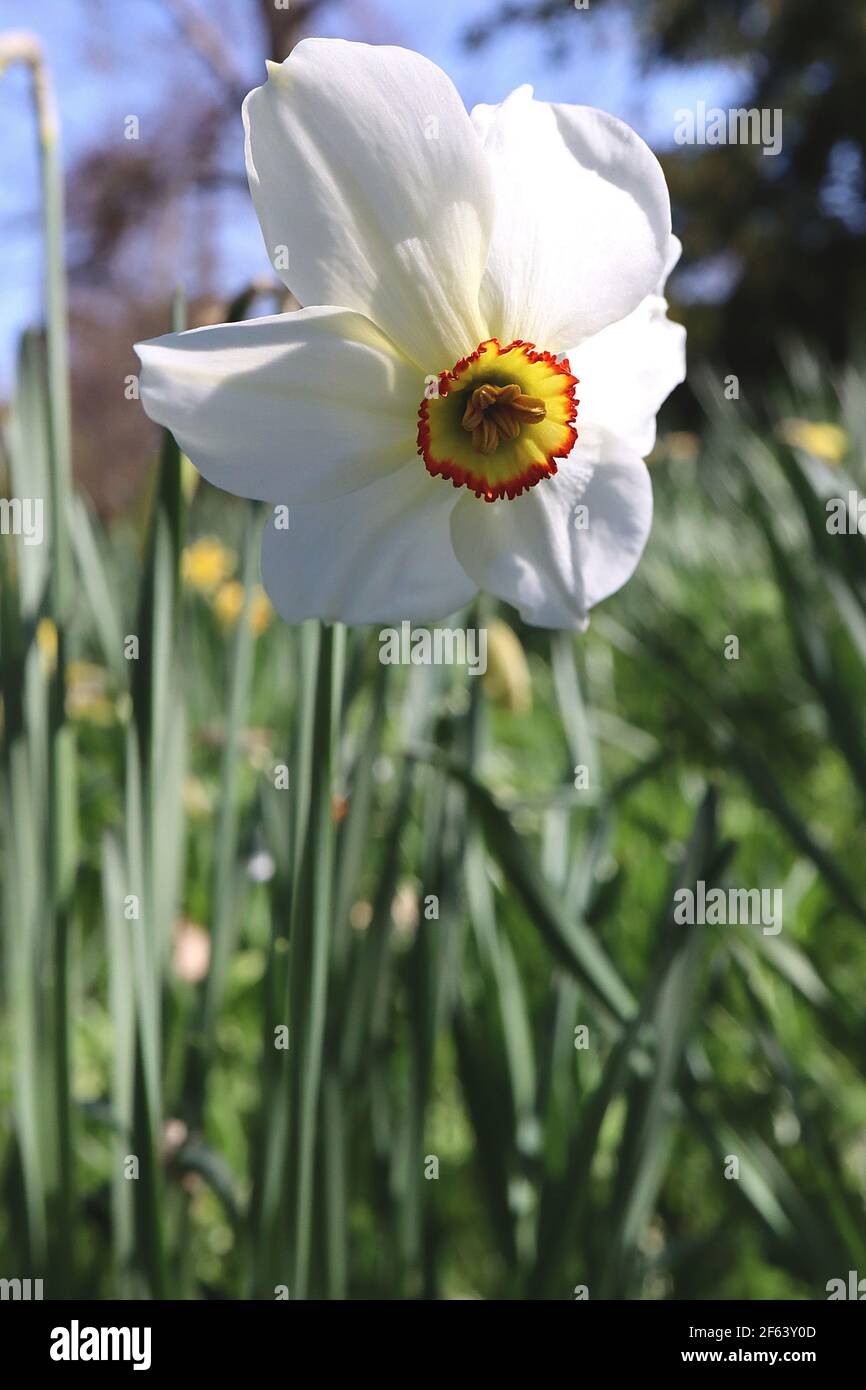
[
  {"xmin": 1, "ymin": 34, "xmax": 77, "ymax": 1291},
  {"xmin": 287, "ymin": 620, "xmax": 345, "ymax": 1298}
]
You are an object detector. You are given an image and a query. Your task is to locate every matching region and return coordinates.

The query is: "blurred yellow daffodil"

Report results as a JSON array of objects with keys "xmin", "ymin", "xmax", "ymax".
[
  {"xmin": 182, "ymin": 536, "xmax": 236, "ymax": 593},
  {"xmin": 483, "ymin": 618, "xmax": 532, "ymax": 714},
  {"xmin": 776, "ymin": 418, "xmax": 848, "ymax": 464},
  {"xmin": 36, "ymin": 617, "xmax": 58, "ymax": 677},
  {"xmin": 213, "ymin": 579, "xmax": 244, "ymax": 627},
  {"xmin": 66, "ymin": 661, "xmax": 115, "ymax": 726},
  {"xmin": 249, "ymin": 586, "xmax": 273, "ymax": 636},
  {"xmin": 214, "ymin": 581, "xmax": 273, "ymax": 636}
]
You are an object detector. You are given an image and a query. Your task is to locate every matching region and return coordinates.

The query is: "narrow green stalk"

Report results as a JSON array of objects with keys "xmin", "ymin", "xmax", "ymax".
[
  {"xmin": 203, "ymin": 505, "xmax": 260, "ymax": 1036},
  {"xmin": 323, "ymin": 1072, "xmax": 348, "ymax": 1299},
  {"xmin": 248, "ymin": 627, "xmax": 308, "ymax": 1295},
  {"xmin": 102, "ymin": 832, "xmax": 136, "ymax": 1293},
  {"xmin": 125, "ymin": 289, "xmax": 187, "ymax": 1297},
  {"xmin": 1, "ymin": 34, "xmax": 77, "ymax": 1291},
  {"xmin": 184, "ymin": 503, "xmax": 261, "ymax": 1130},
  {"xmin": 1, "ymin": 336, "xmax": 50, "ymax": 1275},
  {"xmin": 40, "ymin": 43, "xmax": 77, "ymax": 1296},
  {"xmin": 287, "ymin": 621, "xmax": 345, "ymax": 1298}
]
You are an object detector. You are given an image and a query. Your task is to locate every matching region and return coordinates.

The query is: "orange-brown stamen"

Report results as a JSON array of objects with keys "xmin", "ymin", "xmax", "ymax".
[{"xmin": 461, "ymin": 383, "xmax": 547, "ymax": 455}]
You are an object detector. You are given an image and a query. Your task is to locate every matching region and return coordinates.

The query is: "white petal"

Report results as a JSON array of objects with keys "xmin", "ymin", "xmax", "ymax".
[
  {"xmin": 567, "ymin": 281, "xmax": 686, "ymax": 459},
  {"xmin": 261, "ymin": 460, "xmax": 477, "ymax": 626},
  {"xmin": 135, "ymin": 307, "xmax": 421, "ymax": 505},
  {"xmin": 661, "ymin": 233, "xmax": 684, "ymax": 286},
  {"xmin": 472, "ymin": 86, "xmax": 671, "ymax": 351},
  {"xmin": 243, "ymin": 39, "xmax": 494, "ymax": 370},
  {"xmin": 449, "ymin": 449, "xmax": 652, "ymax": 629}
]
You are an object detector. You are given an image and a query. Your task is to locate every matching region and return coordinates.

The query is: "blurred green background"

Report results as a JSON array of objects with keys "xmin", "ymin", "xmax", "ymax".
[{"xmin": 1, "ymin": 0, "xmax": 866, "ymax": 1300}]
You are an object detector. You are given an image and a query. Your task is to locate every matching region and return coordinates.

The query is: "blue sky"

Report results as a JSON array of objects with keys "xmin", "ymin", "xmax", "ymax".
[{"xmin": 0, "ymin": 0, "xmax": 748, "ymax": 390}]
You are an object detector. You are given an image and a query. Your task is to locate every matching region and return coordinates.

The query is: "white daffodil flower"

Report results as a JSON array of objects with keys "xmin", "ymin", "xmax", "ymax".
[{"xmin": 136, "ymin": 39, "xmax": 685, "ymax": 630}]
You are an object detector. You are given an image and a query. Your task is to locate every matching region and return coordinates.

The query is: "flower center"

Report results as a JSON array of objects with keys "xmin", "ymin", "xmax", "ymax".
[
  {"xmin": 461, "ymin": 382, "xmax": 547, "ymax": 456},
  {"xmin": 417, "ymin": 339, "xmax": 578, "ymax": 502}
]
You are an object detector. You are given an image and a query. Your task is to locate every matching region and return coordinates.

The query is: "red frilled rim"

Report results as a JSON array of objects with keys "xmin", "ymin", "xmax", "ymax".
[{"xmin": 416, "ymin": 338, "xmax": 579, "ymax": 503}]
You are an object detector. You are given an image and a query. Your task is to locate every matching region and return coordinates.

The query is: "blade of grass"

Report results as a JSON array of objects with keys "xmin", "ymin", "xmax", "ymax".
[
  {"xmin": 410, "ymin": 748, "xmax": 636, "ymax": 1025},
  {"xmin": 286, "ymin": 621, "xmax": 345, "ymax": 1298},
  {"xmin": 102, "ymin": 831, "xmax": 137, "ymax": 1293},
  {"xmin": 0, "ymin": 53, "xmax": 79, "ymax": 1264}
]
